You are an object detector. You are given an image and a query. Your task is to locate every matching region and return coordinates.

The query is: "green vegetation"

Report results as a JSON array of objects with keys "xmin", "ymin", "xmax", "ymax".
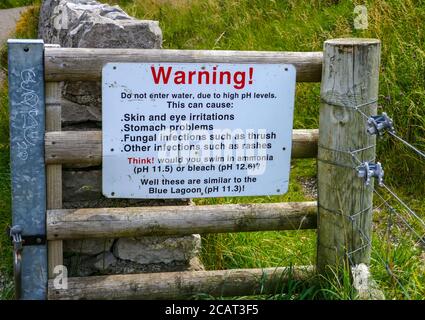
[
  {"xmin": 0, "ymin": 0, "xmax": 36, "ymax": 9},
  {"xmin": 106, "ymin": 0, "xmax": 425, "ymax": 193},
  {"xmin": 0, "ymin": 0, "xmax": 424, "ymax": 300},
  {"xmin": 0, "ymin": 5, "xmax": 40, "ymax": 299},
  {"xmin": 101, "ymin": 0, "xmax": 425, "ymax": 299}
]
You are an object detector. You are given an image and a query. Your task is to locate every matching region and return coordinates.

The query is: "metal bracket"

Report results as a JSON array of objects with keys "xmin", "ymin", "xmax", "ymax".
[
  {"xmin": 7, "ymin": 228, "xmax": 46, "ymax": 246},
  {"xmin": 357, "ymin": 162, "xmax": 384, "ymax": 186},
  {"xmin": 367, "ymin": 112, "xmax": 395, "ymax": 136}
]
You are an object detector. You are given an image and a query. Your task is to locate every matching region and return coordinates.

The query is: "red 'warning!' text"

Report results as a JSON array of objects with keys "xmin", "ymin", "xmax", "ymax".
[{"xmin": 151, "ymin": 66, "xmax": 254, "ymax": 90}]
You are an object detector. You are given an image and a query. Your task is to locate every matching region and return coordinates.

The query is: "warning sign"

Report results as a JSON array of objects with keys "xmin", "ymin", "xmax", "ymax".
[{"xmin": 102, "ymin": 63, "xmax": 296, "ymax": 198}]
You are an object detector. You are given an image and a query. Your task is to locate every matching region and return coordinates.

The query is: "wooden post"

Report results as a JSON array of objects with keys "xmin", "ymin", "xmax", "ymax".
[
  {"xmin": 45, "ymin": 43, "xmax": 63, "ymax": 279},
  {"xmin": 316, "ymin": 39, "xmax": 381, "ymax": 273},
  {"xmin": 46, "ymin": 79, "xmax": 63, "ymax": 279}
]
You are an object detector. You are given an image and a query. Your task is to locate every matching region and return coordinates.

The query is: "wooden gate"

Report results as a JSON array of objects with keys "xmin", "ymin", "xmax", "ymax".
[{"xmin": 8, "ymin": 38, "xmax": 381, "ymax": 299}]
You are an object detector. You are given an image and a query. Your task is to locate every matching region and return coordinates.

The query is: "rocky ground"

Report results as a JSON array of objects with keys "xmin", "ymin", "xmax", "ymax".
[
  {"xmin": 0, "ymin": 6, "xmax": 28, "ymax": 81},
  {"xmin": 299, "ymin": 177, "xmax": 318, "ymax": 200}
]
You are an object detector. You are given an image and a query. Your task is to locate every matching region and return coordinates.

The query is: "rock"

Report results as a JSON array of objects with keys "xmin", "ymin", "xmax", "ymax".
[
  {"xmin": 65, "ymin": 251, "xmax": 117, "ymax": 276},
  {"xmin": 62, "ymin": 169, "xmax": 190, "ymax": 207},
  {"xmin": 61, "ymin": 98, "xmax": 101, "ymax": 126},
  {"xmin": 38, "ymin": 0, "xmax": 162, "ymax": 126},
  {"xmin": 187, "ymin": 257, "xmax": 205, "ymax": 271},
  {"xmin": 352, "ymin": 263, "xmax": 385, "ymax": 300},
  {"xmin": 92, "ymin": 251, "xmax": 117, "ymax": 271},
  {"xmin": 63, "ymin": 238, "xmax": 114, "ymax": 255},
  {"xmin": 38, "ymin": 0, "xmax": 162, "ymax": 49},
  {"xmin": 63, "ymin": 81, "xmax": 101, "ymax": 108},
  {"xmin": 65, "ymin": 254, "xmax": 93, "ymax": 277},
  {"xmin": 63, "ymin": 169, "xmax": 102, "ymax": 202},
  {"xmin": 113, "ymin": 235, "xmax": 202, "ymax": 265},
  {"xmin": 108, "ymin": 259, "xmax": 194, "ymax": 275},
  {"xmin": 38, "ymin": 0, "xmax": 202, "ymax": 276}
]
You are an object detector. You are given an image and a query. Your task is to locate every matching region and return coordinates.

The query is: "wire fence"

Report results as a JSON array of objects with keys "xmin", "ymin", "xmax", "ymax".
[
  {"xmin": 1, "ymin": 99, "xmax": 424, "ymax": 299},
  {"xmin": 343, "ymin": 105, "xmax": 425, "ymax": 299}
]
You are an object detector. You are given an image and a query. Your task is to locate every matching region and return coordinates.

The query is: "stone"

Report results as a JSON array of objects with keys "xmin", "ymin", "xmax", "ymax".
[
  {"xmin": 38, "ymin": 0, "xmax": 162, "ymax": 49},
  {"xmin": 61, "ymin": 98, "xmax": 101, "ymax": 127},
  {"xmin": 63, "ymin": 81, "xmax": 101, "ymax": 107},
  {"xmin": 352, "ymin": 263, "xmax": 385, "ymax": 300},
  {"xmin": 38, "ymin": 0, "xmax": 202, "ymax": 276},
  {"xmin": 38, "ymin": 0, "xmax": 162, "ymax": 126},
  {"xmin": 65, "ymin": 251, "xmax": 117, "ymax": 276},
  {"xmin": 108, "ymin": 259, "xmax": 195, "ymax": 275},
  {"xmin": 92, "ymin": 251, "xmax": 117, "ymax": 271},
  {"xmin": 63, "ymin": 238, "xmax": 114, "ymax": 255},
  {"xmin": 187, "ymin": 257, "xmax": 205, "ymax": 271},
  {"xmin": 113, "ymin": 235, "xmax": 202, "ymax": 265},
  {"xmin": 63, "ymin": 169, "xmax": 102, "ymax": 202}
]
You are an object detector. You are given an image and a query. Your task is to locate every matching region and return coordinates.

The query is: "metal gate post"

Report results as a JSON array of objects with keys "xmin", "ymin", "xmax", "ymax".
[{"xmin": 8, "ymin": 39, "xmax": 47, "ymax": 300}]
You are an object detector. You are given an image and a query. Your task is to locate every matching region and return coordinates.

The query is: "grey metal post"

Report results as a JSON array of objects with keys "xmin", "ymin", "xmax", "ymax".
[{"xmin": 8, "ymin": 39, "xmax": 47, "ymax": 299}]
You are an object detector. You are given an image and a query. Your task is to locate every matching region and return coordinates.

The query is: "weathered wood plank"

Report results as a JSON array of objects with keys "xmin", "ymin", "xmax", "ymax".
[
  {"xmin": 47, "ymin": 201, "xmax": 317, "ymax": 240},
  {"xmin": 48, "ymin": 266, "xmax": 313, "ymax": 299},
  {"xmin": 45, "ymin": 129, "xmax": 318, "ymax": 165},
  {"xmin": 291, "ymin": 129, "xmax": 319, "ymax": 158},
  {"xmin": 46, "ymin": 131, "xmax": 101, "ymax": 165},
  {"xmin": 45, "ymin": 79, "xmax": 64, "ymax": 279},
  {"xmin": 316, "ymin": 38, "xmax": 380, "ymax": 273},
  {"xmin": 44, "ymin": 48, "xmax": 323, "ymax": 82}
]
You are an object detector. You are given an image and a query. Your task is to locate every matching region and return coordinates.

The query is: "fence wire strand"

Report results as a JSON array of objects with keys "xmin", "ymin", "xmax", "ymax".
[
  {"xmin": 373, "ymin": 188, "xmax": 425, "ymax": 246},
  {"xmin": 371, "ymin": 188, "xmax": 422, "ymax": 299},
  {"xmin": 387, "ymin": 131, "xmax": 425, "ymax": 160},
  {"xmin": 322, "ymin": 108, "xmax": 424, "ymax": 298},
  {"xmin": 381, "ymin": 183, "xmax": 425, "ymax": 229}
]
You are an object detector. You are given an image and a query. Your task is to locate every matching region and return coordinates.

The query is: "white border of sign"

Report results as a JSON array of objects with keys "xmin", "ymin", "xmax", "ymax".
[{"xmin": 102, "ymin": 63, "xmax": 296, "ymax": 199}]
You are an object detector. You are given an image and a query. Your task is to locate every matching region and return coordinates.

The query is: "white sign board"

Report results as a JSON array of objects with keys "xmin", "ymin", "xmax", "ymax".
[{"xmin": 102, "ymin": 63, "xmax": 296, "ymax": 198}]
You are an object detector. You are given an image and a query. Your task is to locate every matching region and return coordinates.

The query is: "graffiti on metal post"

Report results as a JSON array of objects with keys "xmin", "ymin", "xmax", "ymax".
[{"xmin": 11, "ymin": 68, "xmax": 41, "ymax": 161}]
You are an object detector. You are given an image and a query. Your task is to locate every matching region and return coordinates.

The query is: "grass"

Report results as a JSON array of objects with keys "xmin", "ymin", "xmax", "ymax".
[
  {"xmin": 0, "ymin": 0, "xmax": 424, "ymax": 300},
  {"xmin": 0, "ymin": 4, "xmax": 39, "ymax": 300},
  {"xmin": 197, "ymin": 159, "xmax": 317, "ymax": 272},
  {"xmin": 105, "ymin": 0, "xmax": 425, "ymax": 192},
  {"xmin": 100, "ymin": 0, "xmax": 425, "ymax": 300}
]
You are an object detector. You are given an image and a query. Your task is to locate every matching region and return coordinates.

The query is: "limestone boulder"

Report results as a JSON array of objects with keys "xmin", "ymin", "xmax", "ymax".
[
  {"xmin": 38, "ymin": 0, "xmax": 162, "ymax": 49},
  {"xmin": 63, "ymin": 238, "xmax": 114, "ymax": 255}
]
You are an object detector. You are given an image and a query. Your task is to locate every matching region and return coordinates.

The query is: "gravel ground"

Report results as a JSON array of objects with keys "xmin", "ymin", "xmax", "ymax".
[{"xmin": 299, "ymin": 177, "xmax": 318, "ymax": 200}]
